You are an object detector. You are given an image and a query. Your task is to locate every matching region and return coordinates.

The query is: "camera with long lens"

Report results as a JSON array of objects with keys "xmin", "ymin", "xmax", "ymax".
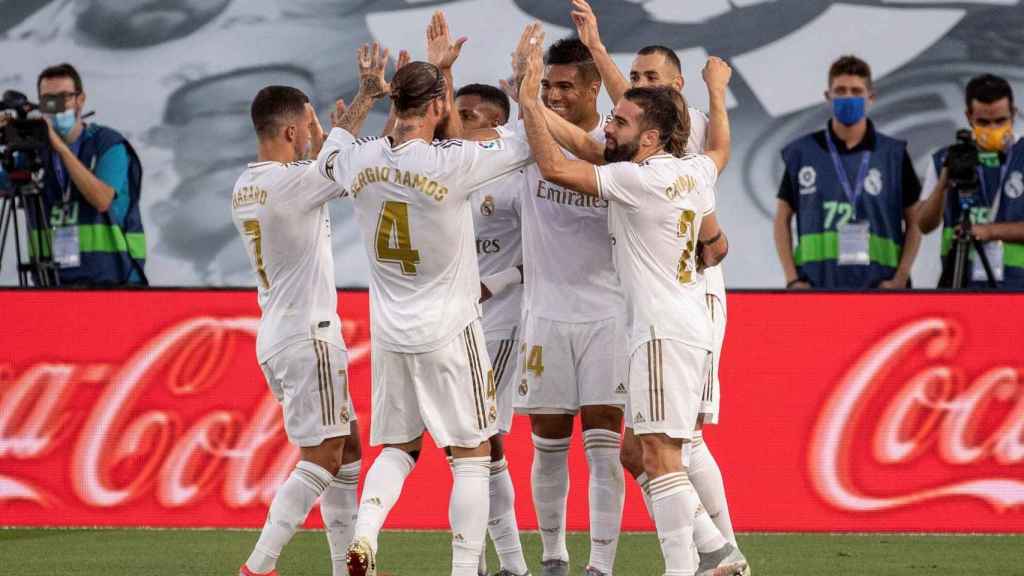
[
  {"xmin": 0, "ymin": 90, "xmax": 58, "ymax": 193},
  {"xmin": 945, "ymin": 128, "xmax": 980, "ymax": 195}
]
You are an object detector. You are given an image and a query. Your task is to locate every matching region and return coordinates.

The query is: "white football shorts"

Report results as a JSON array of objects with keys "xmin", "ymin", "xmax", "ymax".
[
  {"xmin": 261, "ymin": 339, "xmax": 355, "ymax": 448},
  {"xmin": 370, "ymin": 320, "xmax": 498, "ymax": 448}
]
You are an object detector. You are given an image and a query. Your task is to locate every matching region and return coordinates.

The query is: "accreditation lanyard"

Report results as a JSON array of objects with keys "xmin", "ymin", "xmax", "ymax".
[
  {"xmin": 825, "ymin": 130, "xmax": 872, "ymax": 220},
  {"xmin": 976, "ymin": 149, "xmax": 1013, "ymax": 223}
]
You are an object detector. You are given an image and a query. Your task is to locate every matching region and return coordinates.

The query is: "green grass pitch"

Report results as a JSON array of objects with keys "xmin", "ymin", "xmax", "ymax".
[{"xmin": 0, "ymin": 529, "xmax": 1020, "ymax": 575}]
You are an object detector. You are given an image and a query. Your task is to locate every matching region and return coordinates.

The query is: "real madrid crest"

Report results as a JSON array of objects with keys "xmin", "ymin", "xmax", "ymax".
[
  {"xmin": 864, "ymin": 168, "xmax": 883, "ymax": 196},
  {"xmin": 481, "ymin": 195, "xmax": 496, "ymax": 216},
  {"xmin": 1005, "ymin": 171, "xmax": 1024, "ymax": 200}
]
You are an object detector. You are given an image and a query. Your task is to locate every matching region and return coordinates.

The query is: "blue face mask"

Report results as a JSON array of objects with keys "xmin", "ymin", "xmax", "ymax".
[
  {"xmin": 52, "ymin": 109, "xmax": 77, "ymax": 137},
  {"xmin": 832, "ymin": 97, "xmax": 866, "ymax": 126}
]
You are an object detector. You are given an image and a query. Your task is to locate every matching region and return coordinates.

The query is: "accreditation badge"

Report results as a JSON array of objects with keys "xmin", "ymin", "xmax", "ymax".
[
  {"xmin": 972, "ymin": 240, "xmax": 1005, "ymax": 283},
  {"xmin": 837, "ymin": 222, "xmax": 870, "ymax": 266},
  {"xmin": 53, "ymin": 226, "xmax": 81, "ymax": 269}
]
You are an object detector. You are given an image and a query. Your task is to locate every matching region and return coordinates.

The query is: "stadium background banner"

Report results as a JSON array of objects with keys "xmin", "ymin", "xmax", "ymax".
[
  {"xmin": 2, "ymin": 1, "xmax": 1024, "ymax": 288},
  {"xmin": 1, "ymin": 290, "xmax": 1022, "ymax": 532}
]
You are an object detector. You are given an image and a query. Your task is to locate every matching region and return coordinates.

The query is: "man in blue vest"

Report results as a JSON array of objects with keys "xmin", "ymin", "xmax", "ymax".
[
  {"xmin": 918, "ymin": 74, "xmax": 1024, "ymax": 289},
  {"xmin": 31, "ymin": 63, "xmax": 145, "ymax": 285},
  {"xmin": 774, "ymin": 55, "xmax": 922, "ymax": 289}
]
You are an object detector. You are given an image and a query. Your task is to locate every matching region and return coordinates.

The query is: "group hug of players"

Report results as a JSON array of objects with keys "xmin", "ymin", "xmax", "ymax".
[{"xmin": 230, "ymin": 2, "xmax": 747, "ymax": 576}]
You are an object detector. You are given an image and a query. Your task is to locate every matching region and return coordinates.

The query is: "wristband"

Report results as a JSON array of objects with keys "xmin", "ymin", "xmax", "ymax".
[{"xmin": 481, "ymin": 267, "xmax": 522, "ymax": 298}]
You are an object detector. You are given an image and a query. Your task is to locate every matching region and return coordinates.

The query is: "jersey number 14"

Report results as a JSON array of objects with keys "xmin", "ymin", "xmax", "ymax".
[{"xmin": 375, "ymin": 201, "xmax": 421, "ymax": 275}]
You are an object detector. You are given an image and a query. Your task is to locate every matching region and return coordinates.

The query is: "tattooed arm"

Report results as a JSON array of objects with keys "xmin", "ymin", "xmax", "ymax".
[{"xmin": 335, "ymin": 42, "xmax": 391, "ymax": 137}]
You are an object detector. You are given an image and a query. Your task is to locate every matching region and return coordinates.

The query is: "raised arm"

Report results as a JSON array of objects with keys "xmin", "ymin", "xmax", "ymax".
[
  {"xmin": 336, "ymin": 42, "xmax": 391, "ymax": 137},
  {"xmin": 702, "ymin": 57, "xmax": 732, "ymax": 174},
  {"xmin": 380, "ymin": 50, "xmax": 410, "ymax": 137},
  {"xmin": 519, "ymin": 28, "xmax": 599, "ymax": 197},
  {"xmin": 427, "ymin": 10, "xmax": 467, "ymax": 140},
  {"xmin": 571, "ymin": 0, "xmax": 629, "ymax": 104},
  {"xmin": 698, "ymin": 212, "xmax": 729, "ymax": 269}
]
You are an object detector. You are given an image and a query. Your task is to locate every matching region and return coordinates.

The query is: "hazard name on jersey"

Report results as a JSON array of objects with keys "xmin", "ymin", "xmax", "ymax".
[
  {"xmin": 536, "ymin": 178, "xmax": 609, "ymax": 209},
  {"xmin": 347, "ymin": 166, "xmax": 449, "ymax": 201},
  {"xmin": 232, "ymin": 185, "xmax": 268, "ymax": 208}
]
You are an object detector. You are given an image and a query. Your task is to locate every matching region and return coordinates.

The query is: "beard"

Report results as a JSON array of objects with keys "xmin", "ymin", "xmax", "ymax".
[{"xmin": 604, "ymin": 137, "xmax": 638, "ymax": 163}]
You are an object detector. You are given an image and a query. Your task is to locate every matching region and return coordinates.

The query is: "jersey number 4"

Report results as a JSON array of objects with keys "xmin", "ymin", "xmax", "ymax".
[
  {"xmin": 375, "ymin": 201, "xmax": 421, "ymax": 275},
  {"xmin": 242, "ymin": 219, "xmax": 270, "ymax": 289}
]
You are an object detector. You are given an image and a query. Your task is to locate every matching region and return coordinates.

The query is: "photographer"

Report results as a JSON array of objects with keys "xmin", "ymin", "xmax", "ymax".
[
  {"xmin": 2, "ymin": 63, "xmax": 145, "ymax": 286},
  {"xmin": 919, "ymin": 74, "xmax": 1024, "ymax": 289}
]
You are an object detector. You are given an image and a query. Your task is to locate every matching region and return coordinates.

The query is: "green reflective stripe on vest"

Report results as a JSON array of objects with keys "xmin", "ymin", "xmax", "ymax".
[
  {"xmin": 1002, "ymin": 243, "xmax": 1024, "ymax": 268},
  {"xmin": 941, "ymin": 227, "xmax": 954, "ymax": 256},
  {"xmin": 795, "ymin": 231, "xmax": 902, "ymax": 268},
  {"xmin": 940, "ymin": 228, "xmax": 1024, "ymax": 269},
  {"xmin": 29, "ymin": 224, "xmax": 147, "ymax": 258}
]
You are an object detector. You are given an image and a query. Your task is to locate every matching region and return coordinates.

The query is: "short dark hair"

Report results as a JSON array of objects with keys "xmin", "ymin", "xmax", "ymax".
[
  {"xmin": 637, "ymin": 45, "xmax": 681, "ymax": 74},
  {"xmin": 544, "ymin": 38, "xmax": 600, "ymax": 85},
  {"xmin": 455, "ymin": 83, "xmax": 510, "ymax": 124},
  {"xmin": 390, "ymin": 61, "xmax": 446, "ymax": 118},
  {"xmin": 623, "ymin": 86, "xmax": 690, "ymax": 156},
  {"xmin": 828, "ymin": 55, "xmax": 872, "ymax": 89},
  {"xmin": 965, "ymin": 73, "xmax": 1014, "ymax": 111},
  {"xmin": 38, "ymin": 63, "xmax": 83, "ymax": 94},
  {"xmin": 250, "ymin": 85, "xmax": 309, "ymax": 139}
]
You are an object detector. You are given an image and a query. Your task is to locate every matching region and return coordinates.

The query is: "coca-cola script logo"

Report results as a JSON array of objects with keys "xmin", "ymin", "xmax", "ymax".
[
  {"xmin": 809, "ymin": 317, "xmax": 1024, "ymax": 513},
  {"xmin": 0, "ymin": 316, "xmax": 369, "ymax": 514}
]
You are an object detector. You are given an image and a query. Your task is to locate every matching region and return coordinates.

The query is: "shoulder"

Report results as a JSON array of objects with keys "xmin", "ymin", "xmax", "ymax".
[
  {"xmin": 873, "ymin": 131, "xmax": 908, "ymax": 151},
  {"xmin": 781, "ymin": 131, "xmax": 824, "ymax": 160},
  {"xmin": 85, "ymin": 124, "xmax": 128, "ymax": 152},
  {"xmin": 687, "ymin": 107, "xmax": 709, "ymax": 125}
]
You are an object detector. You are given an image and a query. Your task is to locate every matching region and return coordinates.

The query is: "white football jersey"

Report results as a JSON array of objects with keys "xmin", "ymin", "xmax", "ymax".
[
  {"xmin": 318, "ymin": 127, "xmax": 533, "ymax": 353},
  {"xmin": 472, "ymin": 170, "xmax": 525, "ymax": 341},
  {"xmin": 684, "ymin": 106, "xmax": 726, "ymax": 306},
  {"xmin": 521, "ymin": 123, "xmax": 625, "ymax": 322},
  {"xmin": 230, "ymin": 160, "xmax": 347, "ymax": 363},
  {"xmin": 596, "ymin": 153, "xmax": 719, "ymax": 352}
]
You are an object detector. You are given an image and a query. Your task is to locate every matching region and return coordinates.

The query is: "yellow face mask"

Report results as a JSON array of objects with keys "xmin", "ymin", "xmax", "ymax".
[{"xmin": 973, "ymin": 123, "xmax": 1013, "ymax": 152}]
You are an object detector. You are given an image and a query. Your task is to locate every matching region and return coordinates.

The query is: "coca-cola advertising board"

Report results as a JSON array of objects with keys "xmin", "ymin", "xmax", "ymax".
[{"xmin": 1, "ymin": 290, "xmax": 1021, "ymax": 532}]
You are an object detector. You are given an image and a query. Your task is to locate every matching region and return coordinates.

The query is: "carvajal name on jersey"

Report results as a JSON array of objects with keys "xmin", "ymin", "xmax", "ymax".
[
  {"xmin": 536, "ymin": 179, "xmax": 608, "ymax": 209},
  {"xmin": 349, "ymin": 166, "xmax": 448, "ymax": 202},
  {"xmin": 232, "ymin": 185, "xmax": 268, "ymax": 208}
]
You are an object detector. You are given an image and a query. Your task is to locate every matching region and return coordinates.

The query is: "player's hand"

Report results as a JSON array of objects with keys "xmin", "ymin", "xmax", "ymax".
[
  {"xmin": 330, "ymin": 98, "xmax": 348, "ymax": 129},
  {"xmin": 519, "ymin": 29, "xmax": 545, "ymax": 105},
  {"xmin": 358, "ymin": 42, "xmax": 391, "ymax": 99},
  {"xmin": 499, "ymin": 76, "xmax": 520, "ymax": 104},
  {"xmin": 479, "ymin": 282, "xmax": 493, "ymax": 303},
  {"xmin": 395, "ymin": 49, "xmax": 411, "ymax": 76},
  {"xmin": 512, "ymin": 22, "xmax": 543, "ymax": 82},
  {"xmin": 570, "ymin": 0, "xmax": 603, "ymax": 51},
  {"xmin": 702, "ymin": 56, "xmax": 732, "ymax": 91},
  {"xmin": 306, "ymin": 102, "xmax": 325, "ymax": 145},
  {"xmin": 426, "ymin": 10, "xmax": 466, "ymax": 71}
]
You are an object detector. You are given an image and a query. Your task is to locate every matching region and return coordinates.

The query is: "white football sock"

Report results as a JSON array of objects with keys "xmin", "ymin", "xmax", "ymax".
[
  {"xmin": 246, "ymin": 460, "xmax": 332, "ymax": 574},
  {"xmin": 450, "ymin": 456, "xmax": 492, "ymax": 576},
  {"xmin": 635, "ymin": 472, "xmax": 654, "ymax": 522},
  {"xmin": 689, "ymin": 431, "xmax": 737, "ymax": 545},
  {"xmin": 583, "ymin": 429, "xmax": 624, "ymax": 574},
  {"xmin": 352, "ymin": 448, "xmax": 416, "ymax": 553},
  {"xmin": 648, "ymin": 471, "xmax": 699, "ymax": 576},
  {"xmin": 693, "ymin": 501, "xmax": 728, "ymax": 554},
  {"xmin": 531, "ymin": 434, "xmax": 571, "ymax": 563},
  {"xmin": 488, "ymin": 458, "xmax": 529, "ymax": 574},
  {"xmin": 321, "ymin": 459, "xmax": 361, "ymax": 576}
]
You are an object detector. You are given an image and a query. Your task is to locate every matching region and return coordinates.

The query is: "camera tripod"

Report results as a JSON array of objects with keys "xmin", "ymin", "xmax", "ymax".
[
  {"xmin": 0, "ymin": 174, "xmax": 59, "ymax": 287},
  {"xmin": 946, "ymin": 191, "xmax": 998, "ymax": 289}
]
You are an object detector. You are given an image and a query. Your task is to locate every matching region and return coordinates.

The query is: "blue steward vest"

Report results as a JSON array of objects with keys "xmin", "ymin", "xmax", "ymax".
[{"xmin": 782, "ymin": 127, "xmax": 909, "ymax": 288}]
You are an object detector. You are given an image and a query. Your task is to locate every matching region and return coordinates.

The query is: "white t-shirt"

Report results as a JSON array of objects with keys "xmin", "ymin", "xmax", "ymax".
[
  {"xmin": 684, "ymin": 106, "xmax": 726, "ymax": 306},
  {"xmin": 230, "ymin": 160, "xmax": 347, "ymax": 363},
  {"xmin": 596, "ymin": 153, "xmax": 719, "ymax": 353},
  {"xmin": 472, "ymin": 170, "xmax": 525, "ymax": 341},
  {"xmin": 520, "ymin": 123, "xmax": 625, "ymax": 322},
  {"xmin": 318, "ymin": 127, "xmax": 533, "ymax": 353}
]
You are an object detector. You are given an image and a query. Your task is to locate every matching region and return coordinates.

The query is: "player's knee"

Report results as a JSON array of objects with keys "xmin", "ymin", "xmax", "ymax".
[
  {"xmin": 639, "ymin": 435, "xmax": 683, "ymax": 478},
  {"xmin": 580, "ymin": 405, "xmax": 623, "ymax": 432},
  {"xmin": 489, "ymin": 434, "xmax": 505, "ymax": 462},
  {"xmin": 342, "ymin": 424, "xmax": 362, "ymax": 463},
  {"xmin": 530, "ymin": 414, "xmax": 573, "ymax": 438},
  {"xmin": 619, "ymin": 439, "xmax": 644, "ymax": 478}
]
